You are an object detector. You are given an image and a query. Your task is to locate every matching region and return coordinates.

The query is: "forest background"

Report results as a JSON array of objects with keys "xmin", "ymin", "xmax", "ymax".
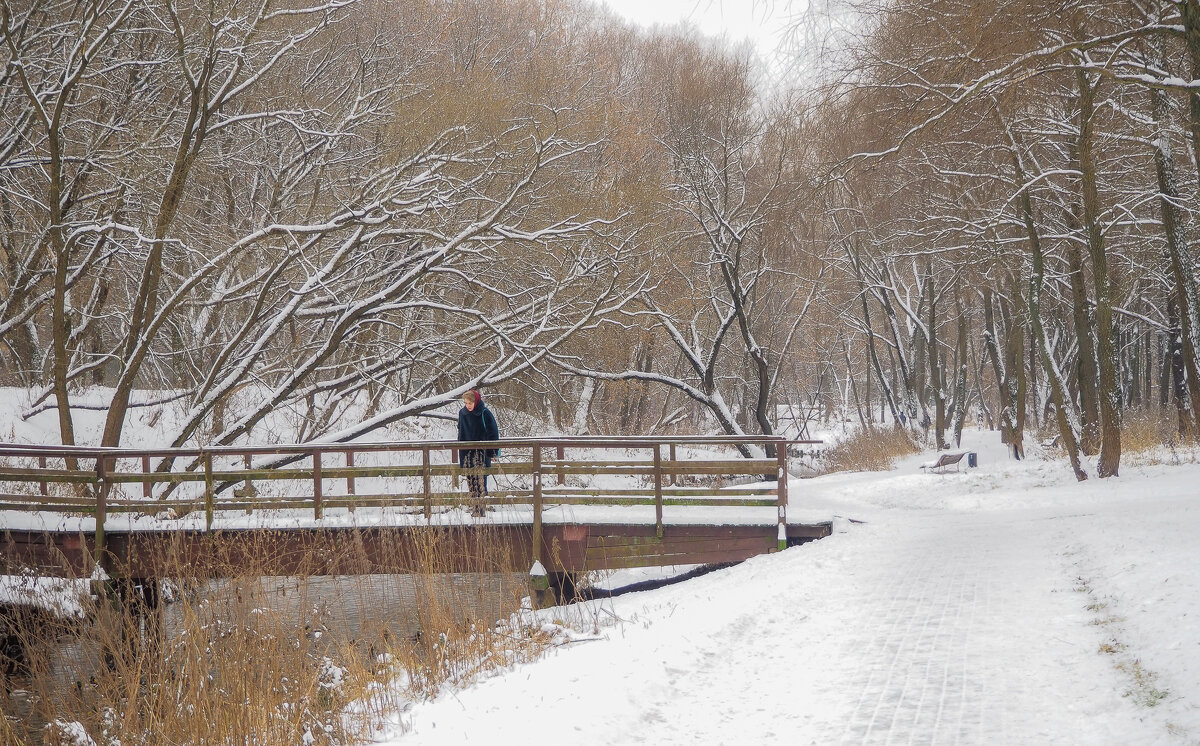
[{"xmin": 3, "ymin": 0, "xmax": 1198, "ymax": 481}]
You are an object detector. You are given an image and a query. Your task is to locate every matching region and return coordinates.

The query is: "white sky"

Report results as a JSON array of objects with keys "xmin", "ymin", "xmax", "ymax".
[{"xmin": 601, "ymin": 0, "xmax": 800, "ymax": 69}]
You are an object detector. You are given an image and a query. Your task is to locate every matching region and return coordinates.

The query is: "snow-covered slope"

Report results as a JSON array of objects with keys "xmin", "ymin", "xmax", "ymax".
[{"xmin": 375, "ymin": 429, "xmax": 1200, "ymax": 745}]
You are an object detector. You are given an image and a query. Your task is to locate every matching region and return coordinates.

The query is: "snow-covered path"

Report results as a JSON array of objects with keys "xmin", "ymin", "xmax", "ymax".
[
  {"xmin": 779, "ymin": 512, "xmax": 1142, "ymax": 745},
  {"xmin": 380, "ymin": 432, "xmax": 1200, "ymax": 745}
]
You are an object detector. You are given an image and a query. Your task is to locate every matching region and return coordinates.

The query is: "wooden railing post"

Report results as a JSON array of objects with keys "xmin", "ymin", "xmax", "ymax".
[
  {"xmin": 141, "ymin": 455, "xmax": 151, "ymax": 499},
  {"xmin": 94, "ymin": 456, "xmax": 108, "ymax": 566},
  {"xmin": 242, "ymin": 453, "xmax": 254, "ymax": 499},
  {"xmin": 668, "ymin": 444, "xmax": 676, "ymax": 486},
  {"xmin": 776, "ymin": 439, "xmax": 788, "ymax": 551},
  {"xmin": 451, "ymin": 448, "xmax": 459, "ymax": 488},
  {"xmin": 422, "ymin": 447, "xmax": 432, "ymax": 520},
  {"xmin": 345, "ymin": 451, "xmax": 356, "ymax": 508},
  {"xmin": 653, "ymin": 445, "xmax": 663, "ymax": 538},
  {"xmin": 556, "ymin": 445, "xmax": 565, "ymax": 485},
  {"xmin": 532, "ymin": 445, "xmax": 543, "ymax": 565},
  {"xmin": 38, "ymin": 455, "xmax": 48, "ymax": 496},
  {"xmin": 312, "ymin": 450, "xmax": 323, "ymax": 520},
  {"xmin": 203, "ymin": 451, "xmax": 214, "ymax": 531}
]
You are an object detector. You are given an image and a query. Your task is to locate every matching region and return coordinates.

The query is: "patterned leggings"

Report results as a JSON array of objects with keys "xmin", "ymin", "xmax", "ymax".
[{"xmin": 462, "ymin": 449, "xmax": 488, "ymax": 501}]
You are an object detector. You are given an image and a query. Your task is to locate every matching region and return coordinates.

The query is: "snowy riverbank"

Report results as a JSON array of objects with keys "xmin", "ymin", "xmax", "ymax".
[{"xmin": 370, "ymin": 429, "xmax": 1200, "ymax": 745}]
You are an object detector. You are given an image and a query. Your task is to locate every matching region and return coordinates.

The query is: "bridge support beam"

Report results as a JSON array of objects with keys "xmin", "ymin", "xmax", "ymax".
[
  {"xmin": 4, "ymin": 522, "xmax": 831, "ymax": 579},
  {"xmin": 547, "ymin": 572, "xmax": 581, "ymax": 605},
  {"xmin": 106, "ymin": 577, "xmax": 162, "ymax": 668}
]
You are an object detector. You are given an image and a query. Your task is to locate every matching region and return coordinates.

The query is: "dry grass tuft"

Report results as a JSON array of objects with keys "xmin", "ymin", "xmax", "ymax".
[
  {"xmin": 819, "ymin": 427, "xmax": 919, "ymax": 474},
  {"xmin": 1116, "ymin": 658, "xmax": 1170, "ymax": 707},
  {"xmin": 1121, "ymin": 409, "xmax": 1181, "ymax": 455},
  {"xmin": 1098, "ymin": 641, "xmax": 1122, "ymax": 655}
]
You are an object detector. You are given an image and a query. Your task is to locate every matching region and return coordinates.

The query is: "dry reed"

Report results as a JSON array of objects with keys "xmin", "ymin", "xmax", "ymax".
[
  {"xmin": 1, "ymin": 523, "xmax": 555, "ymax": 745},
  {"xmin": 819, "ymin": 426, "xmax": 919, "ymax": 474},
  {"xmin": 1121, "ymin": 408, "xmax": 1183, "ymax": 455}
]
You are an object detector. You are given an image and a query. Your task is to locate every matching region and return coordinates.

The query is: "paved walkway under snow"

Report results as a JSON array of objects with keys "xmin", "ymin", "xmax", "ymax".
[
  {"xmin": 386, "ymin": 433, "xmax": 1200, "ymax": 745},
  {"xmin": 725, "ymin": 513, "xmax": 1135, "ymax": 745}
]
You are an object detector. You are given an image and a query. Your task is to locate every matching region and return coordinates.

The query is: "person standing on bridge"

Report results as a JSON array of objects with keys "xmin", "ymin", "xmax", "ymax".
[{"xmin": 457, "ymin": 389, "xmax": 500, "ymax": 516}]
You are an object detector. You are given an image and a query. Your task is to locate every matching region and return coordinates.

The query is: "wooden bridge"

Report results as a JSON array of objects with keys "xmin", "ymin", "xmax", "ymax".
[{"xmin": 0, "ymin": 436, "xmax": 827, "ymax": 602}]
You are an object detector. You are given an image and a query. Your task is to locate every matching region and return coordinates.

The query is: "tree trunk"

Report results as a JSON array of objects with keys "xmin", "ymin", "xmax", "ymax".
[
  {"xmin": 1179, "ymin": 0, "xmax": 1200, "ymax": 185},
  {"xmin": 844, "ymin": 338, "xmax": 868, "ymax": 430},
  {"xmin": 848, "ymin": 245, "xmax": 903, "ymax": 427},
  {"xmin": 878, "ymin": 278, "xmax": 923, "ymax": 430},
  {"xmin": 1063, "ymin": 189, "xmax": 1101, "ymax": 452},
  {"xmin": 1150, "ymin": 80, "xmax": 1200, "ymax": 435},
  {"xmin": 926, "ymin": 264, "xmax": 946, "ymax": 449},
  {"xmin": 983, "ymin": 287, "xmax": 1022, "ymax": 458},
  {"xmin": 1028, "ymin": 323, "xmax": 1040, "ymax": 429},
  {"xmin": 1170, "ymin": 296, "xmax": 1191, "ymax": 435},
  {"xmin": 1000, "ymin": 290, "xmax": 1027, "ymax": 459},
  {"xmin": 952, "ymin": 292, "xmax": 969, "ymax": 448},
  {"xmin": 970, "ymin": 335, "xmax": 994, "ymax": 430},
  {"xmin": 1075, "ymin": 69, "xmax": 1121, "ymax": 477},
  {"xmin": 1009, "ymin": 144, "xmax": 1087, "ymax": 479}
]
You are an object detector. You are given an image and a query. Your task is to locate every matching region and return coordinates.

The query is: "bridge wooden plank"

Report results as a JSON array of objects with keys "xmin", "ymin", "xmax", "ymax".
[
  {"xmin": 584, "ymin": 541, "xmax": 771, "ymax": 562},
  {"xmin": 0, "ymin": 529, "xmax": 96, "ymax": 576},
  {"xmin": 97, "ymin": 493, "xmax": 781, "ymax": 513},
  {"xmin": 98, "ymin": 526, "xmax": 539, "ymax": 577},
  {"xmin": 583, "ymin": 535, "xmax": 776, "ymax": 566},
  {"xmin": 584, "ymin": 541, "xmax": 770, "ymax": 556},
  {"xmin": 546, "ymin": 496, "xmax": 777, "ymax": 507},
  {"xmin": 143, "ymin": 493, "xmax": 779, "ymax": 511},
  {"xmin": 314, "ymin": 493, "xmax": 533, "ymax": 507},
  {"xmin": 585, "ymin": 549, "xmax": 767, "ymax": 564},
  {"xmin": 9, "ymin": 467, "xmax": 776, "ymax": 495},
  {"xmin": 0, "ymin": 467, "xmax": 97, "ymax": 483},
  {"xmin": 0, "ymin": 435, "xmax": 796, "ymax": 462},
  {"xmin": 107, "ymin": 472, "xmax": 206, "ymax": 484},
  {"xmin": 0, "ymin": 503, "xmax": 93, "ymax": 514},
  {"xmin": 0, "ymin": 522, "xmax": 826, "ymax": 577},
  {"xmin": 101, "ymin": 501, "xmax": 201, "ymax": 514},
  {"xmin": 549, "ymin": 462, "xmax": 776, "ymax": 476},
  {"xmin": 584, "ymin": 525, "xmax": 775, "ymax": 539},
  {"xmin": 0, "ymin": 493, "xmax": 96, "ymax": 507},
  {"xmin": 548, "ymin": 523, "xmax": 779, "ymax": 570},
  {"xmin": 586, "ymin": 533, "xmax": 771, "ymax": 548},
  {"xmin": 540, "ymin": 524, "xmax": 779, "ymax": 572},
  {"xmin": 100, "ymin": 465, "xmax": 777, "ymax": 489},
  {"xmin": 786, "ymin": 522, "xmax": 833, "ymax": 539},
  {"xmin": 590, "ymin": 549, "xmax": 771, "ymax": 570},
  {"xmin": 542, "ymin": 487, "xmax": 776, "ymax": 496}
]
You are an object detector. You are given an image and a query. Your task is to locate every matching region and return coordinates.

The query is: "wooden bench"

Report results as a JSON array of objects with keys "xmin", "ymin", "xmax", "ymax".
[{"xmin": 920, "ymin": 452, "xmax": 966, "ymax": 474}]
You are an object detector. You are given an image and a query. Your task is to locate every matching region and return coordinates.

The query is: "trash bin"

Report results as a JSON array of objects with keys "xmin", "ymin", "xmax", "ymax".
[{"xmin": 967, "ymin": 452, "xmax": 978, "ymax": 468}]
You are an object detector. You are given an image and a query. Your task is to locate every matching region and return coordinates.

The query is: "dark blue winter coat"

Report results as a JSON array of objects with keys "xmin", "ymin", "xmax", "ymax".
[{"xmin": 457, "ymin": 404, "xmax": 499, "ymax": 467}]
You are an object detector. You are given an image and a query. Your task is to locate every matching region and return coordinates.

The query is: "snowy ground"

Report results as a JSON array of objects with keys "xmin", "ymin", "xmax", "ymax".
[{"xmin": 371, "ymin": 429, "xmax": 1200, "ymax": 745}]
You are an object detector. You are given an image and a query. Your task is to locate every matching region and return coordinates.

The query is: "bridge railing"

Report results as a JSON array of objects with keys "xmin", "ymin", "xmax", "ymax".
[{"xmin": 0, "ymin": 437, "xmax": 815, "ymax": 545}]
